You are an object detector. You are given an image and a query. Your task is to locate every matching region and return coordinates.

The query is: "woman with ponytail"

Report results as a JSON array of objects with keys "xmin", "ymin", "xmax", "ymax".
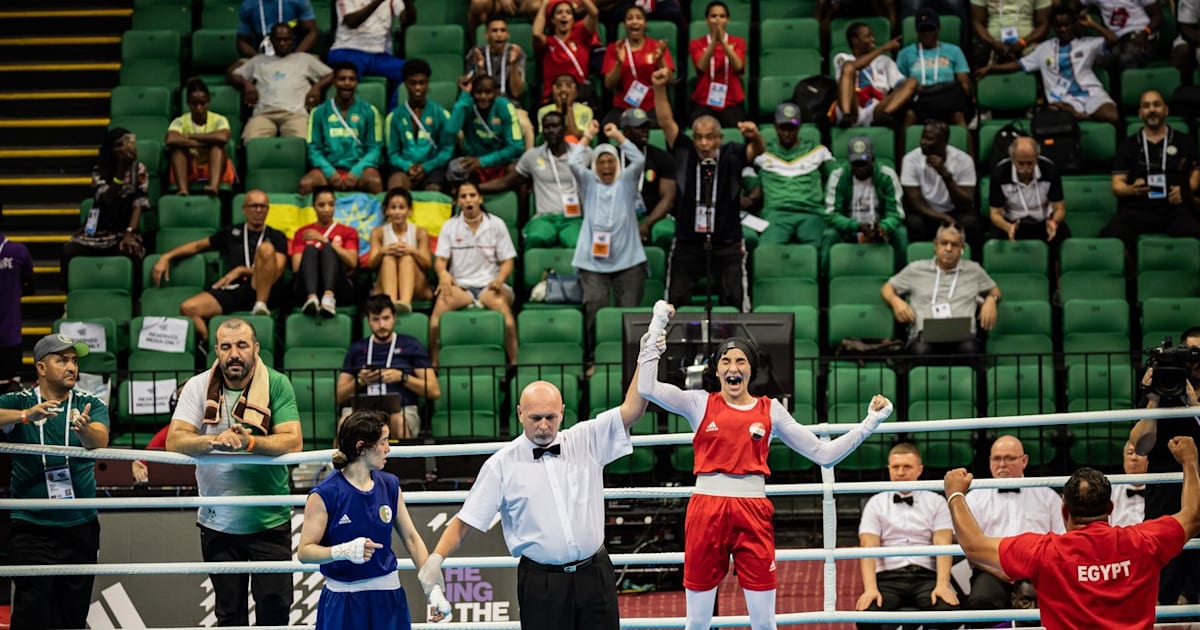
[{"xmin": 298, "ymin": 409, "xmax": 434, "ymax": 628}]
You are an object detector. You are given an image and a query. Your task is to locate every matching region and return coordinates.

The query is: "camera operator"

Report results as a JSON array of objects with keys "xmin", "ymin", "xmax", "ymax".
[{"xmin": 1131, "ymin": 326, "xmax": 1200, "ymax": 606}]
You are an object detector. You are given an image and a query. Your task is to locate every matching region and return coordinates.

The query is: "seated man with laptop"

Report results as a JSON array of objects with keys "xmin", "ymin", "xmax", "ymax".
[
  {"xmin": 880, "ymin": 225, "xmax": 1002, "ymax": 357},
  {"xmin": 336, "ymin": 295, "xmax": 440, "ymax": 440}
]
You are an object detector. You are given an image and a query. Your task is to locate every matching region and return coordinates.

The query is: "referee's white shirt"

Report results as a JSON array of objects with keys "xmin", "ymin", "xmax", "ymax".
[
  {"xmin": 965, "ymin": 486, "xmax": 1066, "ymax": 537},
  {"xmin": 1109, "ymin": 484, "xmax": 1146, "ymax": 528},
  {"xmin": 455, "ymin": 408, "xmax": 632, "ymax": 565},
  {"xmin": 859, "ymin": 490, "xmax": 952, "ymax": 573}
]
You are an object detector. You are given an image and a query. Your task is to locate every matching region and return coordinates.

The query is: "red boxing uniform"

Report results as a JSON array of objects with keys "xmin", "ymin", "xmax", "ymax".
[
  {"xmin": 999, "ymin": 516, "xmax": 1187, "ymax": 630},
  {"xmin": 688, "ymin": 34, "xmax": 746, "ymax": 110},
  {"xmin": 536, "ymin": 22, "xmax": 592, "ymax": 102},
  {"xmin": 684, "ymin": 393, "xmax": 777, "ymax": 592},
  {"xmin": 601, "ymin": 37, "xmax": 675, "ymax": 112}
]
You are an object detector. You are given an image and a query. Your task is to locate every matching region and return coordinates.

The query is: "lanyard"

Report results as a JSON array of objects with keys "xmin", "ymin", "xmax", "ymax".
[
  {"xmin": 485, "ymin": 44, "xmax": 508, "ymax": 94},
  {"xmin": 706, "ymin": 35, "xmax": 729, "ymax": 85},
  {"xmin": 1142, "ymin": 129, "xmax": 1171, "ymax": 175},
  {"xmin": 918, "ymin": 44, "xmax": 937, "ymax": 84},
  {"xmin": 930, "ymin": 265, "xmax": 960, "ymax": 305},
  {"xmin": 367, "ymin": 334, "xmax": 398, "ymax": 369},
  {"xmin": 546, "ymin": 145, "xmax": 569, "ymax": 190},
  {"xmin": 473, "ymin": 105, "xmax": 497, "ymax": 137},
  {"xmin": 695, "ymin": 158, "xmax": 720, "ymax": 208},
  {"xmin": 258, "ymin": 0, "xmax": 282, "ymax": 38},
  {"xmin": 321, "ymin": 221, "xmax": 338, "ymax": 239},
  {"xmin": 35, "ymin": 388, "xmax": 72, "ymax": 468},
  {"xmin": 555, "ymin": 36, "xmax": 586, "ymax": 79},
  {"xmin": 405, "ymin": 102, "xmax": 436, "ymax": 150},
  {"xmin": 332, "ymin": 104, "xmax": 363, "ymax": 145},
  {"xmin": 243, "ymin": 226, "xmax": 266, "ymax": 268},
  {"xmin": 1012, "ymin": 171, "xmax": 1045, "ymax": 218},
  {"xmin": 624, "ymin": 39, "xmax": 640, "ymax": 77}
]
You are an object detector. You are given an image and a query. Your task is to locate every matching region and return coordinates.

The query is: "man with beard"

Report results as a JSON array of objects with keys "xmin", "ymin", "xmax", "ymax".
[
  {"xmin": 0, "ymin": 334, "xmax": 110, "ymax": 630},
  {"xmin": 167, "ymin": 318, "xmax": 303, "ymax": 627},
  {"xmin": 1101, "ymin": 89, "xmax": 1200, "ymax": 254},
  {"xmin": 492, "ymin": 110, "xmax": 583, "ymax": 248}
]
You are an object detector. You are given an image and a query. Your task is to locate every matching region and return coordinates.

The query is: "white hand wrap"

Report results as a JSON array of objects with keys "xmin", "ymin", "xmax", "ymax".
[
  {"xmin": 866, "ymin": 401, "xmax": 894, "ymax": 425},
  {"xmin": 649, "ymin": 300, "xmax": 673, "ymax": 335},
  {"xmin": 638, "ymin": 331, "xmax": 667, "ymax": 364},
  {"xmin": 428, "ymin": 584, "xmax": 453, "ymax": 623},
  {"xmin": 418, "ymin": 552, "xmax": 446, "ymax": 596},
  {"xmin": 330, "ymin": 537, "xmax": 368, "ymax": 564}
]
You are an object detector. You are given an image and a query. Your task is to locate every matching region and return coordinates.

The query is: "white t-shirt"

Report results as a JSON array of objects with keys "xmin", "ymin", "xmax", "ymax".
[
  {"xmin": 1018, "ymin": 37, "xmax": 1108, "ymax": 104},
  {"xmin": 434, "ymin": 212, "xmax": 517, "ymax": 289},
  {"xmin": 859, "ymin": 490, "xmax": 952, "ymax": 573},
  {"xmin": 899, "ymin": 145, "xmax": 977, "ymax": 214},
  {"xmin": 456, "ymin": 409, "xmax": 631, "ymax": 564},
  {"xmin": 516, "ymin": 145, "xmax": 579, "ymax": 217},
  {"xmin": 1180, "ymin": 0, "xmax": 1200, "ymax": 24},
  {"xmin": 1080, "ymin": 0, "xmax": 1155, "ymax": 37},
  {"xmin": 332, "ymin": 0, "xmax": 406, "ymax": 54},
  {"xmin": 832, "ymin": 52, "xmax": 906, "ymax": 98}
]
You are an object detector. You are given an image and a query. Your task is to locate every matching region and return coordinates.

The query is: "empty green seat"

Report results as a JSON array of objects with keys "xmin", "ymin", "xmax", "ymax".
[
  {"xmin": 119, "ymin": 58, "xmax": 181, "ymax": 89},
  {"xmin": 244, "ymin": 137, "xmax": 307, "ymax": 191},
  {"xmin": 1066, "ymin": 361, "xmax": 1134, "ymax": 411},
  {"xmin": 284, "ymin": 313, "xmax": 352, "ymax": 349},
  {"xmin": 1078, "ymin": 121, "xmax": 1117, "ymax": 170},
  {"xmin": 988, "ymin": 300, "xmax": 1052, "ymax": 361},
  {"xmin": 158, "ymin": 195, "xmax": 222, "ymax": 230},
  {"xmin": 191, "ymin": 29, "xmax": 240, "ymax": 73},
  {"xmin": 1062, "ymin": 299, "xmax": 1130, "ymax": 369},
  {"xmin": 761, "ymin": 19, "xmax": 820, "ymax": 53},
  {"xmin": 430, "ymin": 373, "xmax": 500, "ymax": 437},
  {"xmin": 121, "ymin": 29, "xmax": 181, "ymax": 61},
  {"xmin": 752, "ymin": 244, "xmax": 818, "ymax": 307},
  {"xmin": 826, "ymin": 304, "xmax": 894, "ymax": 347},
  {"xmin": 405, "ymin": 24, "xmax": 465, "ymax": 56},
  {"xmin": 828, "ymin": 363, "xmax": 898, "ymax": 470},
  {"xmin": 1120, "ymin": 67, "xmax": 1181, "ymax": 112},
  {"xmin": 1059, "ymin": 238, "xmax": 1125, "ymax": 302},
  {"xmin": 132, "ymin": 0, "xmax": 194, "ymax": 35},
  {"xmin": 111, "ymin": 85, "xmax": 172, "ymax": 118},
  {"xmin": 594, "ymin": 307, "xmax": 649, "ymax": 362},
  {"xmin": 1141, "ymin": 297, "xmax": 1200, "ymax": 350},
  {"xmin": 977, "ymin": 72, "xmax": 1037, "ymax": 116},
  {"xmin": 439, "ymin": 310, "xmax": 506, "ymax": 369},
  {"xmin": 292, "ymin": 373, "xmax": 338, "ymax": 448},
  {"xmin": 1059, "ymin": 175, "xmax": 1116, "ymax": 238},
  {"xmin": 67, "ymin": 256, "xmax": 133, "ymax": 294},
  {"xmin": 757, "ymin": 75, "xmax": 801, "ymax": 118},
  {"xmin": 982, "ymin": 239, "xmax": 1048, "ymax": 302},
  {"xmin": 753, "ymin": 304, "xmax": 820, "ymax": 359},
  {"xmin": 1137, "ymin": 237, "xmax": 1200, "ymax": 302}
]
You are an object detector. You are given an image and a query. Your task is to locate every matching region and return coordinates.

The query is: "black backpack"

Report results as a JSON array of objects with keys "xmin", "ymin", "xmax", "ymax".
[
  {"xmin": 791, "ymin": 75, "xmax": 838, "ymax": 126},
  {"xmin": 1031, "ymin": 109, "xmax": 1084, "ymax": 173},
  {"xmin": 988, "ymin": 122, "xmax": 1028, "ymax": 172}
]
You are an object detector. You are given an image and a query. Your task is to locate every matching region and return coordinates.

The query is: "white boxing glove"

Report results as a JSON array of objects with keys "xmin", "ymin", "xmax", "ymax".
[
  {"xmin": 330, "ymin": 537, "xmax": 368, "ymax": 564},
  {"xmin": 417, "ymin": 552, "xmax": 446, "ymax": 596},
  {"xmin": 428, "ymin": 584, "xmax": 453, "ymax": 623},
  {"xmin": 648, "ymin": 300, "xmax": 674, "ymax": 335},
  {"xmin": 866, "ymin": 395, "xmax": 894, "ymax": 424}
]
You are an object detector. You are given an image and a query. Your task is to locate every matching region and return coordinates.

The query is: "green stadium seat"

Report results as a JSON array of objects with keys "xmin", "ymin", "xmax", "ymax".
[
  {"xmin": 1058, "ymin": 238, "xmax": 1125, "ymax": 303},
  {"xmin": 209, "ymin": 314, "xmax": 276, "ymax": 355},
  {"xmin": 132, "ymin": 0, "xmax": 195, "ymax": 36},
  {"xmin": 284, "ymin": 313, "xmax": 352, "ymax": 349},
  {"xmin": 977, "ymin": 73, "xmax": 1038, "ymax": 117},
  {"xmin": 201, "ymin": 0, "xmax": 240, "ymax": 29},
  {"xmin": 67, "ymin": 256, "xmax": 133, "ymax": 295},
  {"xmin": 156, "ymin": 227, "xmax": 214, "ymax": 254},
  {"xmin": 753, "ymin": 304, "xmax": 820, "ymax": 359},
  {"xmin": 282, "ymin": 347, "xmax": 346, "ymax": 372},
  {"xmin": 1141, "ymin": 297, "xmax": 1200, "ymax": 350},
  {"xmin": 430, "ymin": 373, "xmax": 501, "ymax": 438},
  {"xmin": 158, "ymin": 195, "xmax": 222, "ymax": 230},
  {"xmin": 139, "ymin": 287, "xmax": 197, "ymax": 317},
  {"xmin": 905, "ymin": 124, "xmax": 968, "ymax": 154},
  {"xmin": 111, "ymin": 85, "xmax": 172, "ymax": 118},
  {"xmin": 761, "ymin": 19, "xmax": 820, "ymax": 53},
  {"xmin": 191, "ymin": 29, "xmax": 240, "ymax": 75},
  {"xmin": 141, "ymin": 253, "xmax": 207, "ymax": 290},
  {"xmin": 405, "ymin": 24, "xmax": 465, "ymax": 56},
  {"xmin": 760, "ymin": 0, "xmax": 816, "ymax": 20},
  {"xmin": 118, "ymin": 355, "xmax": 190, "ymax": 426},
  {"xmin": 438, "ymin": 310, "xmax": 506, "ymax": 369},
  {"xmin": 1066, "ymin": 361, "xmax": 1134, "ymax": 411},
  {"xmin": 982, "ymin": 239, "xmax": 1049, "ymax": 302},
  {"xmin": 828, "ymin": 362, "xmax": 898, "ymax": 470},
  {"xmin": 121, "ymin": 29, "xmax": 181, "ymax": 61},
  {"xmin": 757, "ymin": 75, "xmax": 801, "ymax": 118},
  {"xmin": 244, "ymin": 137, "xmax": 306, "ymax": 191},
  {"xmin": 752, "ymin": 244, "xmax": 819, "ymax": 307},
  {"xmin": 1062, "ymin": 299, "xmax": 1131, "ymax": 369},
  {"xmin": 119, "ymin": 58, "xmax": 182, "ymax": 90},
  {"xmin": 594, "ymin": 306, "xmax": 648, "ymax": 363},
  {"xmin": 515, "ymin": 307, "xmax": 585, "ymax": 412},
  {"xmin": 830, "ymin": 243, "xmax": 895, "ymax": 277},
  {"xmin": 901, "ymin": 15, "xmax": 963, "ymax": 46},
  {"xmin": 978, "ymin": 119, "xmax": 1021, "ymax": 166},
  {"xmin": 521, "ymin": 248, "xmax": 576, "ymax": 306},
  {"xmin": 291, "ymin": 373, "xmax": 338, "ymax": 448},
  {"xmin": 1078, "ymin": 121, "xmax": 1117, "ymax": 170},
  {"xmin": 988, "ymin": 300, "xmax": 1053, "ymax": 361},
  {"xmin": 1059, "ymin": 175, "xmax": 1115, "ymax": 238},
  {"xmin": 129, "ymin": 316, "xmax": 195, "ymax": 355},
  {"xmin": 831, "ymin": 126, "xmax": 896, "ymax": 164},
  {"xmin": 908, "ymin": 365, "xmax": 977, "ymax": 468},
  {"xmin": 1137, "ymin": 237, "xmax": 1200, "ymax": 302},
  {"xmin": 987, "ymin": 364, "xmax": 1055, "ymax": 417},
  {"xmin": 827, "ymin": 303, "xmax": 894, "ymax": 347},
  {"xmin": 1120, "ymin": 67, "xmax": 1181, "ymax": 112}
]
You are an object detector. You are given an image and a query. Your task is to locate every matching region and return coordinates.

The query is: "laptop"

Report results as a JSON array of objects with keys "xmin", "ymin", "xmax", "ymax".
[{"xmin": 921, "ymin": 316, "xmax": 974, "ymax": 343}]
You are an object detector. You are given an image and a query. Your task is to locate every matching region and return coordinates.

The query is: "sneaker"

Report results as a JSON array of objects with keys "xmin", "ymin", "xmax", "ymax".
[
  {"xmin": 320, "ymin": 294, "xmax": 337, "ymax": 318},
  {"xmin": 302, "ymin": 296, "xmax": 319, "ymax": 316},
  {"xmin": 394, "ymin": 300, "xmax": 412, "ymax": 314},
  {"xmin": 251, "ymin": 301, "xmax": 270, "ymax": 316}
]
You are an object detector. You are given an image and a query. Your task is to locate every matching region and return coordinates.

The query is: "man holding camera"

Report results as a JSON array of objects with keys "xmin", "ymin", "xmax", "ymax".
[{"xmin": 1132, "ymin": 326, "xmax": 1200, "ymax": 606}]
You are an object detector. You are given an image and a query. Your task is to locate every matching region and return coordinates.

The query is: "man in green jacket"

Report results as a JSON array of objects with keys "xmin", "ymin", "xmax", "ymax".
[
  {"xmin": 451, "ymin": 73, "xmax": 524, "ymax": 188},
  {"xmin": 823, "ymin": 135, "xmax": 908, "ymax": 269},
  {"xmin": 385, "ymin": 58, "xmax": 455, "ymax": 192},
  {"xmin": 300, "ymin": 62, "xmax": 384, "ymax": 194}
]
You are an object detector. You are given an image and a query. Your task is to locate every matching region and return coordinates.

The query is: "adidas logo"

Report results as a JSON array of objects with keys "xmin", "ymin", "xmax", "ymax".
[
  {"xmin": 338, "ymin": 514, "xmax": 352, "ymax": 525},
  {"xmin": 706, "ymin": 421, "xmax": 719, "ymax": 432}
]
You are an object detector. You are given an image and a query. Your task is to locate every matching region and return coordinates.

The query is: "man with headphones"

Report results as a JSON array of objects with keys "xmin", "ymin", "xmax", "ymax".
[{"xmin": 636, "ymin": 306, "xmax": 894, "ymax": 630}]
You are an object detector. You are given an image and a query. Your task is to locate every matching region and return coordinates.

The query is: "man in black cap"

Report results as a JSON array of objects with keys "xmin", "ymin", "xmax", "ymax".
[
  {"xmin": 649, "ymin": 66, "xmax": 764, "ymax": 311},
  {"xmin": 616, "ymin": 107, "xmax": 679, "ymax": 250},
  {"xmin": 823, "ymin": 135, "xmax": 908, "ymax": 268},
  {"xmin": 0, "ymin": 334, "xmax": 110, "ymax": 630},
  {"xmin": 895, "ymin": 9, "xmax": 974, "ymax": 130}
]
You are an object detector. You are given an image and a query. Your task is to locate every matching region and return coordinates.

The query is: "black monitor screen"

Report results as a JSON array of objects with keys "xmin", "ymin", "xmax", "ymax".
[{"xmin": 621, "ymin": 312, "xmax": 795, "ymax": 405}]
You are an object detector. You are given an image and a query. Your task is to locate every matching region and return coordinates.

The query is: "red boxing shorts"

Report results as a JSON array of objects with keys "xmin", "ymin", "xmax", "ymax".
[{"xmin": 683, "ymin": 493, "xmax": 776, "ymax": 591}]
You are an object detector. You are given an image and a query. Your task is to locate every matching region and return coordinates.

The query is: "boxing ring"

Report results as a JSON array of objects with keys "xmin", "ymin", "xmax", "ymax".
[{"xmin": 4, "ymin": 405, "xmax": 1200, "ymax": 629}]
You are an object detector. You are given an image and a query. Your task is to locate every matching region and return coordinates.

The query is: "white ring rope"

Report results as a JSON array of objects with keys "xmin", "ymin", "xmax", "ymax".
[{"xmin": 1, "ymin": 405, "xmax": 1193, "ymax": 465}]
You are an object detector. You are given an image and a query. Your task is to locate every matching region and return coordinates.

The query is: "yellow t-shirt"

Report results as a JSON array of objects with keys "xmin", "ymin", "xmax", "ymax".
[{"xmin": 167, "ymin": 111, "xmax": 231, "ymax": 158}]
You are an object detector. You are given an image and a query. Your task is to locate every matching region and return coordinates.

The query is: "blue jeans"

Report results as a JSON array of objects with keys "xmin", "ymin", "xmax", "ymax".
[{"xmin": 327, "ymin": 48, "xmax": 405, "ymax": 108}]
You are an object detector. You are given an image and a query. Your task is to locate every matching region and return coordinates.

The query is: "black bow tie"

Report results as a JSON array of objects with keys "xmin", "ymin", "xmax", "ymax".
[
  {"xmin": 533, "ymin": 444, "xmax": 561, "ymax": 460},
  {"xmin": 893, "ymin": 494, "xmax": 914, "ymax": 506},
  {"xmin": 998, "ymin": 488, "xmax": 1021, "ymax": 494},
  {"xmin": 1127, "ymin": 488, "xmax": 1145, "ymax": 498}
]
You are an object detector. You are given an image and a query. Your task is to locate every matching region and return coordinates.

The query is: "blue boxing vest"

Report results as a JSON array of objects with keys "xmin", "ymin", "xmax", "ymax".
[{"xmin": 313, "ymin": 470, "xmax": 400, "ymax": 582}]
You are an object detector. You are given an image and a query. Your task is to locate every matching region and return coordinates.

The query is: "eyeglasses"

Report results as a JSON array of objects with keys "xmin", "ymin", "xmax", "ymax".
[
  {"xmin": 990, "ymin": 455, "xmax": 1024, "ymax": 464},
  {"xmin": 244, "ymin": 203, "xmax": 269, "ymax": 209}
]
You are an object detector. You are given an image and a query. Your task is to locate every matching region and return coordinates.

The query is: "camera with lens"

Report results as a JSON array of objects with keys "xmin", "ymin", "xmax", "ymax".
[{"xmin": 1144, "ymin": 337, "xmax": 1200, "ymax": 403}]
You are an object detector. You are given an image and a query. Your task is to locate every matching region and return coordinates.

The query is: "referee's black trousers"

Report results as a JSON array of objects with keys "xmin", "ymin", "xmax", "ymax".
[{"xmin": 516, "ymin": 549, "xmax": 619, "ymax": 630}]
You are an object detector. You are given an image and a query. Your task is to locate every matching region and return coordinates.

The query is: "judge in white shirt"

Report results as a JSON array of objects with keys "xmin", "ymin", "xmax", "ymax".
[
  {"xmin": 415, "ymin": 316, "xmax": 662, "ymax": 629},
  {"xmin": 1110, "ymin": 440, "xmax": 1149, "ymax": 527},
  {"xmin": 963, "ymin": 435, "xmax": 1064, "ymax": 615},
  {"xmin": 856, "ymin": 442, "xmax": 960, "ymax": 630}
]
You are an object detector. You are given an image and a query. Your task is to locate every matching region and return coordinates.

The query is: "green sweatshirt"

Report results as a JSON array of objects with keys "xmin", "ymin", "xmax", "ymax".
[
  {"xmin": 306, "ymin": 97, "xmax": 383, "ymax": 178},
  {"xmin": 450, "ymin": 91, "xmax": 523, "ymax": 168},
  {"xmin": 386, "ymin": 99, "xmax": 455, "ymax": 172},
  {"xmin": 823, "ymin": 160, "xmax": 905, "ymax": 235}
]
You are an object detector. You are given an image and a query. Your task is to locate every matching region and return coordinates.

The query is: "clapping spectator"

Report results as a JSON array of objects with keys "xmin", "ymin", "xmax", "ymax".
[
  {"xmin": 167, "ymin": 79, "xmax": 235, "ymax": 196},
  {"xmin": 230, "ymin": 23, "xmax": 333, "ymax": 141},
  {"xmin": 600, "ymin": 5, "xmax": 675, "ymax": 127},
  {"xmin": 368, "ymin": 188, "xmax": 432, "ymax": 314},
  {"xmin": 300, "ymin": 62, "xmax": 384, "ymax": 195},
  {"xmin": 291, "ymin": 187, "xmax": 358, "ymax": 317},
  {"xmin": 385, "ymin": 59, "xmax": 454, "ymax": 192},
  {"xmin": 532, "ymin": 0, "xmax": 598, "ymax": 105},
  {"xmin": 535, "ymin": 73, "xmax": 594, "ymax": 142},
  {"xmin": 687, "ymin": 1, "xmax": 747, "ymax": 127},
  {"xmin": 464, "ymin": 16, "xmax": 536, "ymax": 150}
]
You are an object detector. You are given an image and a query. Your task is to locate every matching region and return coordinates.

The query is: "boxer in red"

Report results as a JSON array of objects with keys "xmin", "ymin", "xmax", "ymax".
[{"xmin": 637, "ymin": 301, "xmax": 894, "ymax": 630}]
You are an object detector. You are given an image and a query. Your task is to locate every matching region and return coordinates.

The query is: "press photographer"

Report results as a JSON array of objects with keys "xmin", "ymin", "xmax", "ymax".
[{"xmin": 1132, "ymin": 327, "xmax": 1200, "ymax": 605}]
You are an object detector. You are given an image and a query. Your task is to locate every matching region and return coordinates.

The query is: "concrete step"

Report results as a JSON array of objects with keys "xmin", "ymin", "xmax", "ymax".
[
  {"xmin": 19, "ymin": 292, "xmax": 66, "ymax": 325},
  {"xmin": 0, "ymin": 117, "xmax": 110, "ymax": 147},
  {"xmin": 0, "ymin": 174, "xmax": 90, "ymax": 206},
  {"xmin": 0, "ymin": 90, "xmax": 112, "ymax": 118},
  {"xmin": 0, "ymin": 8, "xmax": 132, "ymax": 38},
  {"xmin": 0, "ymin": 146, "xmax": 98, "ymax": 174},
  {"xmin": 0, "ymin": 35, "xmax": 120, "ymax": 63},
  {"xmin": 3, "ymin": 206, "xmax": 80, "ymax": 231},
  {"xmin": 0, "ymin": 61, "xmax": 120, "ymax": 91}
]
